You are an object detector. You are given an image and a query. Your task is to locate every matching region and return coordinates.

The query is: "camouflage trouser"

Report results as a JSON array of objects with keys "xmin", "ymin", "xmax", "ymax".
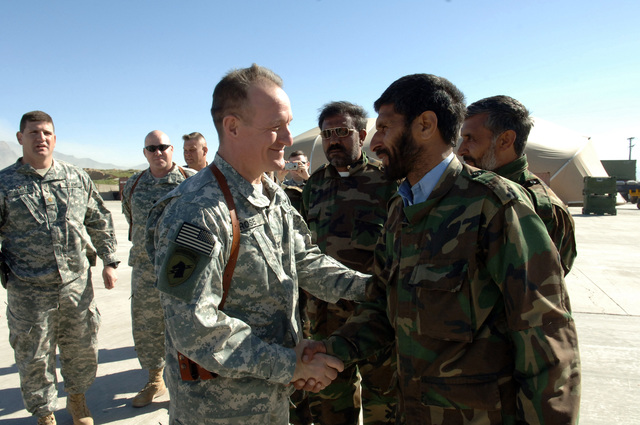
[
  {"xmin": 6, "ymin": 269, "xmax": 100, "ymax": 417},
  {"xmin": 173, "ymin": 403, "xmax": 289, "ymax": 425},
  {"xmin": 303, "ymin": 296, "xmax": 397, "ymax": 425},
  {"xmin": 131, "ymin": 263, "xmax": 165, "ymax": 370}
]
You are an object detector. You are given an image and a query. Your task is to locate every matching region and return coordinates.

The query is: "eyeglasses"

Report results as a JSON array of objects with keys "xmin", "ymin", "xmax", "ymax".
[
  {"xmin": 144, "ymin": 144, "xmax": 172, "ymax": 153},
  {"xmin": 321, "ymin": 127, "xmax": 356, "ymax": 139}
]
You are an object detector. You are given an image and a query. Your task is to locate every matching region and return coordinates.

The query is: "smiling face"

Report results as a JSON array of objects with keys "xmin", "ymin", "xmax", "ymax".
[
  {"xmin": 233, "ymin": 82, "xmax": 293, "ymax": 182},
  {"xmin": 371, "ymin": 104, "xmax": 422, "ymax": 181},
  {"xmin": 17, "ymin": 120, "xmax": 57, "ymax": 168}
]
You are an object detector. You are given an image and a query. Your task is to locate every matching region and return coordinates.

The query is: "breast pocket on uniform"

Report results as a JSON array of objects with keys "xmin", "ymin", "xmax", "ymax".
[
  {"xmin": 60, "ymin": 182, "xmax": 85, "ymax": 222},
  {"xmin": 409, "ymin": 258, "xmax": 472, "ymax": 342},
  {"xmin": 8, "ymin": 188, "xmax": 46, "ymax": 225}
]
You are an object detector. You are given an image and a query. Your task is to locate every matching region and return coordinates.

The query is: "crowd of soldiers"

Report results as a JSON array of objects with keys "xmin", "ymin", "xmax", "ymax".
[{"xmin": 0, "ymin": 64, "xmax": 580, "ymax": 425}]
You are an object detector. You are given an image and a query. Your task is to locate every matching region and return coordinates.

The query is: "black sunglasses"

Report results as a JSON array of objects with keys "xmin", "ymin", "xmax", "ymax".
[
  {"xmin": 321, "ymin": 127, "xmax": 356, "ymax": 139},
  {"xmin": 144, "ymin": 144, "xmax": 172, "ymax": 153}
]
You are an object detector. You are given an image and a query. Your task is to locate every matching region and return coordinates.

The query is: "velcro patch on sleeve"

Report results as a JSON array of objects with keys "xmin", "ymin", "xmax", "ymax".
[
  {"xmin": 156, "ymin": 222, "xmax": 219, "ymax": 303},
  {"xmin": 175, "ymin": 222, "xmax": 216, "ymax": 255}
]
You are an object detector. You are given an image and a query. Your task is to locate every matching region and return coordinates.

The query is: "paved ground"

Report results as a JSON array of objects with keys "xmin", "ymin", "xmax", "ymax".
[{"xmin": 0, "ymin": 201, "xmax": 638, "ymax": 424}]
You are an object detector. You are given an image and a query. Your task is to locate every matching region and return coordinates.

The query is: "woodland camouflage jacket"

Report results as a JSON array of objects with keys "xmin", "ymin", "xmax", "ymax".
[{"xmin": 327, "ymin": 156, "xmax": 581, "ymax": 424}]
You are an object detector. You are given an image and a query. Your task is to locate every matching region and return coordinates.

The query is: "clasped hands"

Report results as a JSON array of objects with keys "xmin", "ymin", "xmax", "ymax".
[{"xmin": 290, "ymin": 339, "xmax": 341, "ymax": 392}]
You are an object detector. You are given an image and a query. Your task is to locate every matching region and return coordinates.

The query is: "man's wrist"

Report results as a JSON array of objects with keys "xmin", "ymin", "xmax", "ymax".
[{"xmin": 325, "ymin": 335, "xmax": 352, "ymax": 363}]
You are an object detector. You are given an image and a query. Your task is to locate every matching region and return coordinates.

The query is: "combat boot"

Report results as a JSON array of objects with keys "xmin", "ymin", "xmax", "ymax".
[
  {"xmin": 132, "ymin": 367, "xmax": 167, "ymax": 407},
  {"xmin": 66, "ymin": 393, "xmax": 93, "ymax": 425},
  {"xmin": 37, "ymin": 413, "xmax": 56, "ymax": 425}
]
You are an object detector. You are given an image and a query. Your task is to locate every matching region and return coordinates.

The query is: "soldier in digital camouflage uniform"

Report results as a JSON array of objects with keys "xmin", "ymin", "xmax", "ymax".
[
  {"xmin": 0, "ymin": 111, "xmax": 119, "ymax": 425},
  {"xmin": 122, "ymin": 130, "xmax": 195, "ymax": 407},
  {"xmin": 299, "ymin": 101, "xmax": 398, "ymax": 425},
  {"xmin": 459, "ymin": 95, "xmax": 577, "ymax": 275},
  {"xmin": 145, "ymin": 64, "xmax": 370, "ymax": 425},
  {"xmin": 305, "ymin": 74, "xmax": 581, "ymax": 424}
]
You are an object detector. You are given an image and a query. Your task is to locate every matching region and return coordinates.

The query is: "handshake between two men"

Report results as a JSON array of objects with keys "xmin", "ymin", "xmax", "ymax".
[{"xmin": 290, "ymin": 339, "xmax": 337, "ymax": 392}]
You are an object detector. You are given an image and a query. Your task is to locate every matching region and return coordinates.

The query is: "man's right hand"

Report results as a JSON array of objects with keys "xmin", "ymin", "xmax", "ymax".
[{"xmin": 290, "ymin": 340, "xmax": 342, "ymax": 392}]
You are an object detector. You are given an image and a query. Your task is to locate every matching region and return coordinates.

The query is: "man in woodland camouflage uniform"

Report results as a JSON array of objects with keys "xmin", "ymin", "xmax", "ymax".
[
  {"xmin": 305, "ymin": 74, "xmax": 581, "ymax": 424},
  {"xmin": 299, "ymin": 101, "xmax": 398, "ymax": 424},
  {"xmin": 122, "ymin": 130, "xmax": 194, "ymax": 407},
  {"xmin": 458, "ymin": 95, "xmax": 577, "ymax": 275},
  {"xmin": 145, "ymin": 64, "xmax": 370, "ymax": 424},
  {"xmin": 0, "ymin": 111, "xmax": 119, "ymax": 425}
]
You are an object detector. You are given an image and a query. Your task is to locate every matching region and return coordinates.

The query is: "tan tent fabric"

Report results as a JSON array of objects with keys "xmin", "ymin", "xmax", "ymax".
[
  {"xmin": 289, "ymin": 117, "xmax": 611, "ymax": 205},
  {"xmin": 525, "ymin": 118, "xmax": 611, "ymax": 205}
]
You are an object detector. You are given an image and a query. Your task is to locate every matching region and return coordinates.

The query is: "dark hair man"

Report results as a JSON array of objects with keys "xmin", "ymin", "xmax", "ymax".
[
  {"xmin": 146, "ymin": 64, "xmax": 371, "ymax": 424},
  {"xmin": 458, "ymin": 95, "xmax": 576, "ymax": 275},
  {"xmin": 304, "ymin": 74, "xmax": 581, "ymax": 424},
  {"xmin": 182, "ymin": 132, "xmax": 209, "ymax": 171},
  {"xmin": 1, "ymin": 111, "xmax": 119, "ymax": 425},
  {"xmin": 299, "ymin": 101, "xmax": 398, "ymax": 424}
]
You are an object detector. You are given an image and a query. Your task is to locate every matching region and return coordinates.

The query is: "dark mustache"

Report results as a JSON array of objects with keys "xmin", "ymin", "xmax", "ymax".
[{"xmin": 328, "ymin": 145, "xmax": 345, "ymax": 152}]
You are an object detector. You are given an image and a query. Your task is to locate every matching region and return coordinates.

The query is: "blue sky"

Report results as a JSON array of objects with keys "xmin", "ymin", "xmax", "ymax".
[{"xmin": 1, "ymin": 0, "xmax": 638, "ymax": 168}]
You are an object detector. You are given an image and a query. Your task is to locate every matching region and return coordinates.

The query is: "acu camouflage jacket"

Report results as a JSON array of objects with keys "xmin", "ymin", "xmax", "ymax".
[
  {"xmin": 122, "ymin": 163, "xmax": 194, "ymax": 266},
  {"xmin": 145, "ymin": 155, "xmax": 369, "ymax": 422},
  {"xmin": 0, "ymin": 159, "xmax": 118, "ymax": 283},
  {"xmin": 327, "ymin": 156, "xmax": 581, "ymax": 425}
]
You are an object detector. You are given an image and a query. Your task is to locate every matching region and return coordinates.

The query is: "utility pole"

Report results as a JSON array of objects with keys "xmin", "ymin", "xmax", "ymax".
[{"xmin": 629, "ymin": 137, "xmax": 636, "ymax": 160}]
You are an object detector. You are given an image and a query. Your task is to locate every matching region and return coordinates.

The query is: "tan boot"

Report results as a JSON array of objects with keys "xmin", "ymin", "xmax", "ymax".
[
  {"xmin": 66, "ymin": 393, "xmax": 93, "ymax": 425},
  {"xmin": 37, "ymin": 413, "xmax": 56, "ymax": 425},
  {"xmin": 132, "ymin": 367, "xmax": 167, "ymax": 408}
]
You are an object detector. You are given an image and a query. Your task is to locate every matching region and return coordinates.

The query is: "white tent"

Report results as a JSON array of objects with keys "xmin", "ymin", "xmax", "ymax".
[{"xmin": 289, "ymin": 117, "xmax": 611, "ymax": 205}]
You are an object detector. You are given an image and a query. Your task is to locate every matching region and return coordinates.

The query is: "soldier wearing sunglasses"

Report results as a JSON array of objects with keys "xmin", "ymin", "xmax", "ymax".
[
  {"xmin": 122, "ymin": 130, "xmax": 194, "ymax": 408},
  {"xmin": 299, "ymin": 101, "xmax": 399, "ymax": 425}
]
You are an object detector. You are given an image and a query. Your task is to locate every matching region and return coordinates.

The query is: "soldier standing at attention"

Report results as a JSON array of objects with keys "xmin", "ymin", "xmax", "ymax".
[
  {"xmin": 122, "ymin": 131, "xmax": 194, "ymax": 407},
  {"xmin": 300, "ymin": 101, "xmax": 398, "ymax": 424},
  {"xmin": 0, "ymin": 111, "xmax": 119, "ymax": 425},
  {"xmin": 304, "ymin": 74, "xmax": 581, "ymax": 424},
  {"xmin": 458, "ymin": 95, "xmax": 577, "ymax": 275},
  {"xmin": 146, "ymin": 64, "xmax": 370, "ymax": 425}
]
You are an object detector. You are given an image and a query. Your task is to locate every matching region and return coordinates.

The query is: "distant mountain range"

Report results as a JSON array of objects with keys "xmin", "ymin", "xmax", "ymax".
[{"xmin": 0, "ymin": 140, "xmax": 146, "ymax": 170}]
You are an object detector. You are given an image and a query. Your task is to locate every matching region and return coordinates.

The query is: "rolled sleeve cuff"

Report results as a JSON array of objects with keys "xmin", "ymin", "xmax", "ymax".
[
  {"xmin": 325, "ymin": 335, "xmax": 355, "ymax": 364},
  {"xmin": 101, "ymin": 253, "xmax": 119, "ymax": 266}
]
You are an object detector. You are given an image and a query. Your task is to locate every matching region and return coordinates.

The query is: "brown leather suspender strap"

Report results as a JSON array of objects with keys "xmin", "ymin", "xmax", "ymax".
[
  {"xmin": 178, "ymin": 163, "xmax": 240, "ymax": 381},
  {"xmin": 209, "ymin": 163, "xmax": 241, "ymax": 310}
]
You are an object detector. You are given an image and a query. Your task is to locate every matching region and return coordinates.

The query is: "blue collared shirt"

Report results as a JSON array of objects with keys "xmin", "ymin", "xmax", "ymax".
[{"xmin": 398, "ymin": 152, "xmax": 455, "ymax": 206}]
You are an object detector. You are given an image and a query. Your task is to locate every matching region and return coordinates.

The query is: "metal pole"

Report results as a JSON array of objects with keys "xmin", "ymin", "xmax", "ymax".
[{"xmin": 629, "ymin": 137, "xmax": 636, "ymax": 160}]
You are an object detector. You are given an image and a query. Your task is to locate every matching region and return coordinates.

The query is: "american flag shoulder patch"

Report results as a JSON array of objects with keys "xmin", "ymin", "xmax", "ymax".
[{"xmin": 174, "ymin": 222, "xmax": 215, "ymax": 256}]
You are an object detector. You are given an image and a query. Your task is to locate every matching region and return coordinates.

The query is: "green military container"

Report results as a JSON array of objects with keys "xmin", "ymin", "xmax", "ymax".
[{"xmin": 582, "ymin": 176, "xmax": 617, "ymax": 215}]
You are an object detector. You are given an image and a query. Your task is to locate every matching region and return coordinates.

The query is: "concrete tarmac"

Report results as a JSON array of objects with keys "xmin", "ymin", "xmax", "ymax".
[{"xmin": 0, "ymin": 201, "xmax": 638, "ymax": 424}]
